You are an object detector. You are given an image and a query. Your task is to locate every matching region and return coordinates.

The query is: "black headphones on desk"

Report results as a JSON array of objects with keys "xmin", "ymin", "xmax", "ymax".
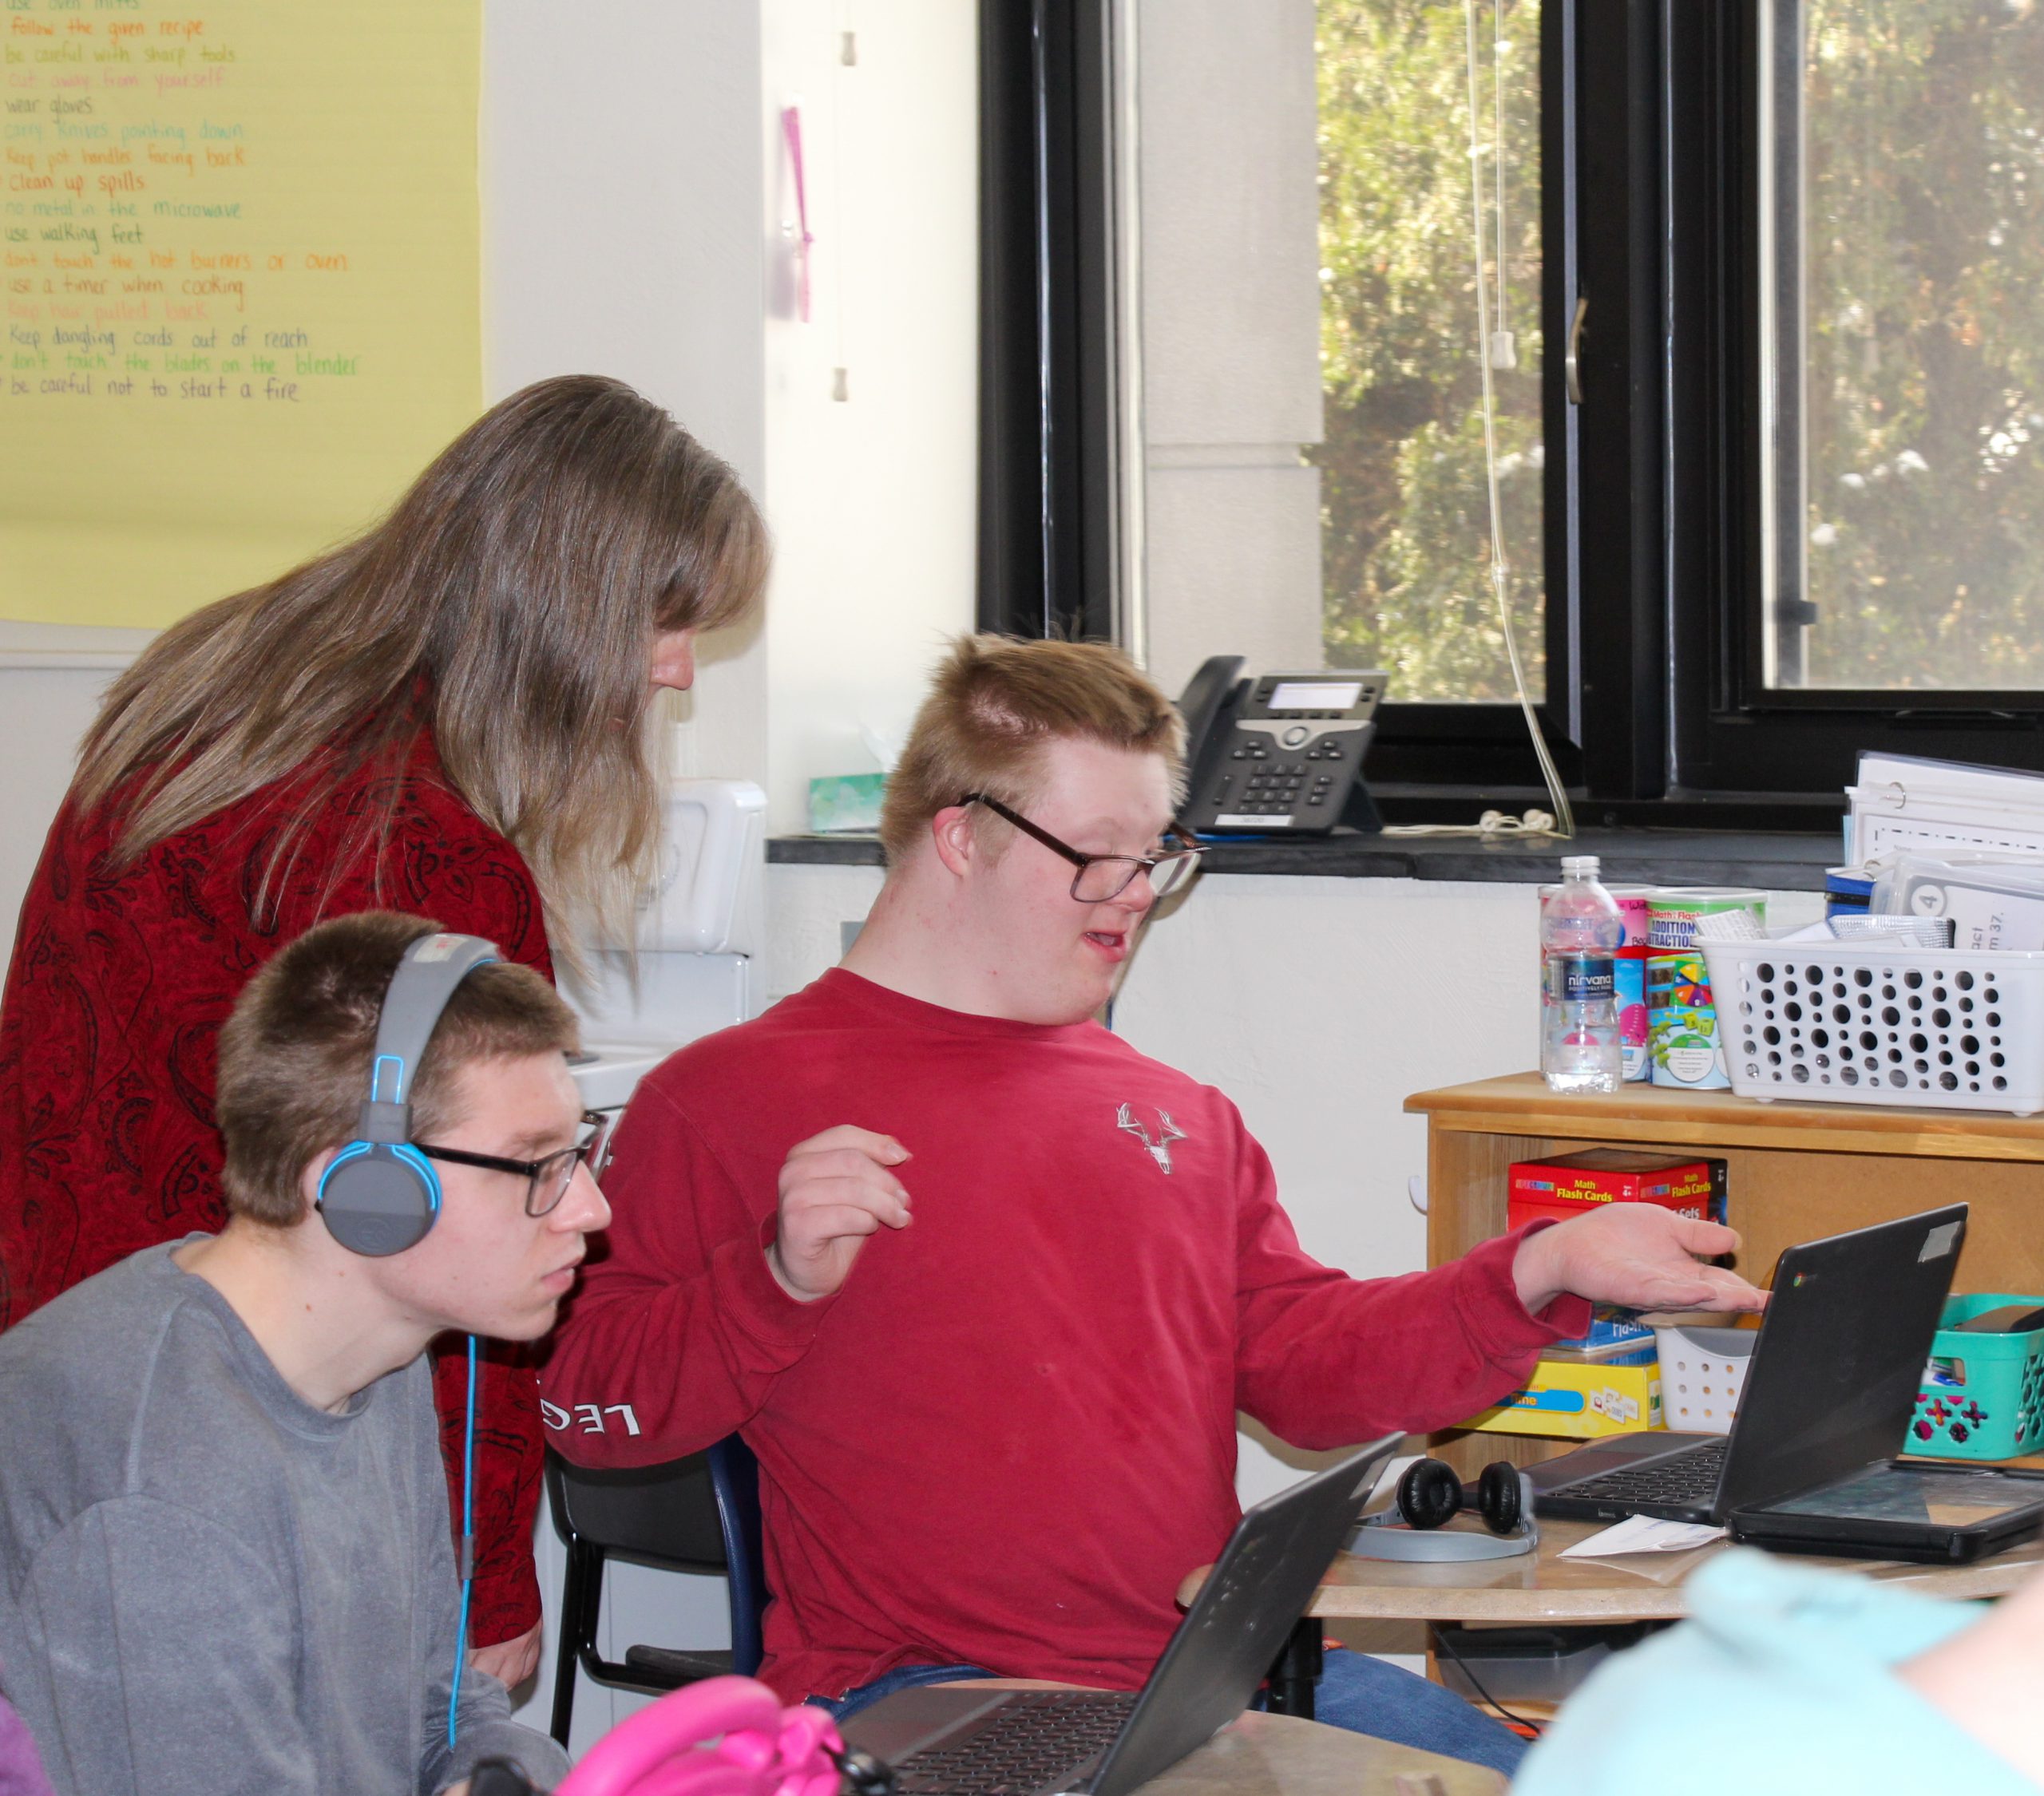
[
  {"xmin": 315, "ymin": 931, "xmax": 501, "ymax": 1256},
  {"xmin": 1348, "ymin": 1457, "xmax": 1539, "ymax": 1561}
]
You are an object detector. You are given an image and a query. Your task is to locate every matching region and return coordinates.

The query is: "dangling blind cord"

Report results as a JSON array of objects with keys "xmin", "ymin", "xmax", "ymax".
[
  {"xmin": 1492, "ymin": 0, "xmax": 1511, "ymax": 364},
  {"xmin": 1385, "ymin": 0, "xmax": 1572, "ymax": 841}
]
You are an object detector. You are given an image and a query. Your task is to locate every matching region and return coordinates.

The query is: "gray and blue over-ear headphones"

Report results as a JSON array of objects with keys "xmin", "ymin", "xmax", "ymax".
[
  {"xmin": 315, "ymin": 931, "xmax": 501, "ymax": 1257},
  {"xmin": 310, "ymin": 928, "xmax": 504, "ymax": 1747}
]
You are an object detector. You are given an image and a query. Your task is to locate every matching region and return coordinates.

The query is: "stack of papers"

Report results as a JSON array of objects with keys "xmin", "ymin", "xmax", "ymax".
[
  {"xmin": 1557, "ymin": 1516, "xmax": 1725, "ymax": 1557},
  {"xmin": 1849, "ymin": 752, "xmax": 2044, "ymax": 866}
]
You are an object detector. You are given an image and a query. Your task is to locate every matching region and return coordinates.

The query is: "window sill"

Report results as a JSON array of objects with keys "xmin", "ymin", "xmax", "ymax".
[{"xmin": 768, "ymin": 827, "xmax": 1845, "ymax": 891}]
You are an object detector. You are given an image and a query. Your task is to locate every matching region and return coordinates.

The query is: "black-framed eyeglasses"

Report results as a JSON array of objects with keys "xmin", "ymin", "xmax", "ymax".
[
  {"xmin": 960, "ymin": 793, "xmax": 1202, "ymax": 903},
  {"xmin": 416, "ymin": 1109, "xmax": 620, "ymax": 1217}
]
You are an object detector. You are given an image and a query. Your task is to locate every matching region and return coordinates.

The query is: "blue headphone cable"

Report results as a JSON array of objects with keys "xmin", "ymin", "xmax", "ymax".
[{"xmin": 447, "ymin": 1332, "xmax": 478, "ymax": 1749}]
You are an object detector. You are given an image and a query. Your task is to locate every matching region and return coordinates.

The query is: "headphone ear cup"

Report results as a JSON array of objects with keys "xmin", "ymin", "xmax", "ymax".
[
  {"xmin": 318, "ymin": 1143, "xmax": 440, "ymax": 1257},
  {"xmin": 1396, "ymin": 1458, "xmax": 1464, "ymax": 1531},
  {"xmin": 1476, "ymin": 1460, "xmax": 1523, "ymax": 1535}
]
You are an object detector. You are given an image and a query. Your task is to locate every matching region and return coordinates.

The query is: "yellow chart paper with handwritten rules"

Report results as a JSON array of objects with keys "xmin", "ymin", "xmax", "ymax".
[{"xmin": 2, "ymin": 0, "xmax": 481, "ymax": 628}]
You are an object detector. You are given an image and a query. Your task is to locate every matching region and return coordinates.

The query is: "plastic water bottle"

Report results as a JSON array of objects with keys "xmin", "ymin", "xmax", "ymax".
[{"xmin": 1541, "ymin": 856, "xmax": 1623, "ymax": 1094}]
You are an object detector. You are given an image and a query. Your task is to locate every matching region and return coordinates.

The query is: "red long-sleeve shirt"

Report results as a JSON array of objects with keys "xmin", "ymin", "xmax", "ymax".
[
  {"xmin": 542, "ymin": 968, "xmax": 1586, "ymax": 1702},
  {"xmin": 0, "ymin": 729, "xmax": 555, "ymax": 1645}
]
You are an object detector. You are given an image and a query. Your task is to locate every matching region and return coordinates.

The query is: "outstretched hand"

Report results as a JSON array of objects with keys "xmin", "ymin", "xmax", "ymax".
[{"xmin": 1511, "ymin": 1203, "xmax": 1768, "ymax": 1318}]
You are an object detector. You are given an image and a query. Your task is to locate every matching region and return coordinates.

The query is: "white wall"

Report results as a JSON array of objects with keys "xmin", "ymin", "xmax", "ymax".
[
  {"xmin": 1135, "ymin": 0, "xmax": 1324, "ymax": 695},
  {"xmin": 760, "ymin": 4, "xmax": 979, "ymax": 830},
  {"xmin": 487, "ymin": 0, "xmax": 982, "ymax": 821},
  {"xmin": 0, "ymin": 635, "xmax": 147, "ymax": 969},
  {"xmin": 485, "ymin": 0, "xmax": 772, "ymax": 790}
]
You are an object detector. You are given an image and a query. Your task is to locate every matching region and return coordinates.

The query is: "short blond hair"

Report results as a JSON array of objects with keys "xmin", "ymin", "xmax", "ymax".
[
  {"xmin": 878, "ymin": 635, "xmax": 1186, "ymax": 864},
  {"xmin": 216, "ymin": 911, "xmax": 580, "ymax": 1226}
]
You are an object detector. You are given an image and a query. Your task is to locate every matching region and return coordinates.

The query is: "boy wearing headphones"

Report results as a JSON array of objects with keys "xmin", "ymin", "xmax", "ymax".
[{"xmin": 0, "ymin": 912, "xmax": 592, "ymax": 1796}]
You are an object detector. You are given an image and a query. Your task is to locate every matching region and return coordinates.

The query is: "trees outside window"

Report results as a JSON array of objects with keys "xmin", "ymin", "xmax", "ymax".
[
  {"xmin": 1313, "ymin": 0, "xmax": 1545, "ymax": 702},
  {"xmin": 1776, "ymin": 2, "xmax": 2044, "ymax": 693}
]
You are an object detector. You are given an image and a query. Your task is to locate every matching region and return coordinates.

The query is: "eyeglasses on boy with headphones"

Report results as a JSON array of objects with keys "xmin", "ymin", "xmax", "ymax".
[{"xmin": 414, "ymin": 1109, "xmax": 621, "ymax": 1217}]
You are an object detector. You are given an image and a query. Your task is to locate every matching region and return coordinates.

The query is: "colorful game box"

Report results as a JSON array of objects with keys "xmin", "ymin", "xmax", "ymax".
[
  {"xmin": 1506, "ymin": 1149, "xmax": 1727, "ymax": 1232},
  {"xmin": 1461, "ymin": 1353, "xmax": 1665, "ymax": 1441}
]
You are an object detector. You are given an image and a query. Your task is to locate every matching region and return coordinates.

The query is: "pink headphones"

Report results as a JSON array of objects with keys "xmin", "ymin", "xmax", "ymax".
[{"xmin": 553, "ymin": 1677, "xmax": 853, "ymax": 1796}]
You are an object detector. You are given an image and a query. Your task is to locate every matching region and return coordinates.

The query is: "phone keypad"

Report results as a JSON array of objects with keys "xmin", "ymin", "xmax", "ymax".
[
  {"xmin": 1190, "ymin": 700, "xmax": 1378, "ymax": 831},
  {"xmin": 1228, "ymin": 760, "xmax": 1313, "ymax": 815}
]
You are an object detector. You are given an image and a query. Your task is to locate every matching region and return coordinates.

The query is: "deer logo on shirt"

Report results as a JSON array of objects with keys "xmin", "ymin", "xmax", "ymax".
[{"xmin": 1116, "ymin": 1102, "xmax": 1187, "ymax": 1174}]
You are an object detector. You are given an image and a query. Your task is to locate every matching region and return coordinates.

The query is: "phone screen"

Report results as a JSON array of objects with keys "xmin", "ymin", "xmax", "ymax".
[{"xmin": 1269, "ymin": 680, "xmax": 1362, "ymax": 710}]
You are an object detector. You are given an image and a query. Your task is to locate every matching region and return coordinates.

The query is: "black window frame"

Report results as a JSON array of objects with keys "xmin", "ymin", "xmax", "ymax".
[
  {"xmin": 977, "ymin": 0, "xmax": 2044, "ymax": 830},
  {"xmin": 977, "ymin": 0, "xmax": 1119, "ymax": 644},
  {"xmin": 1667, "ymin": 1, "xmax": 2044, "ymax": 799}
]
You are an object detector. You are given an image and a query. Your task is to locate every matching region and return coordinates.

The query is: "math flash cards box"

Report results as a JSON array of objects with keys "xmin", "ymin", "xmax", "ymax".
[{"xmin": 1506, "ymin": 1148, "xmax": 1727, "ymax": 1233}]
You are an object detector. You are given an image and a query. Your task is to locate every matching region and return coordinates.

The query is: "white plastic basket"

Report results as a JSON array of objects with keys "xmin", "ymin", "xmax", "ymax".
[
  {"xmin": 1700, "ymin": 938, "xmax": 2044, "ymax": 1116},
  {"xmin": 1653, "ymin": 1325, "xmax": 1754, "ymax": 1435}
]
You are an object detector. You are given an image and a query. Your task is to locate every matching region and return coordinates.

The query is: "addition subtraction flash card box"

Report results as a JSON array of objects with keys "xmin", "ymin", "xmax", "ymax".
[
  {"xmin": 1507, "ymin": 1148, "xmax": 1728, "ymax": 1233},
  {"xmin": 1461, "ymin": 1354, "xmax": 1665, "ymax": 1441}
]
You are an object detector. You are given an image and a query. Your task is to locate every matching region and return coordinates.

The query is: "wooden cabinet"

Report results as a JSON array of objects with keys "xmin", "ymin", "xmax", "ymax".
[{"xmin": 1407, "ymin": 1073, "xmax": 2044, "ymax": 1477}]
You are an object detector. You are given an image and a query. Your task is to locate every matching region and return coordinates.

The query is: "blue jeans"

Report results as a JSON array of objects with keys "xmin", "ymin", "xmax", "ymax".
[
  {"xmin": 814, "ymin": 1648, "xmax": 1526, "ymax": 1778},
  {"xmin": 1296, "ymin": 1645, "xmax": 1527, "ymax": 1777}
]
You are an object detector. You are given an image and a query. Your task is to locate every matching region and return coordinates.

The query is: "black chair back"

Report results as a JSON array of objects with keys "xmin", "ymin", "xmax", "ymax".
[{"xmin": 546, "ymin": 1454, "xmax": 731, "ymax": 1570}]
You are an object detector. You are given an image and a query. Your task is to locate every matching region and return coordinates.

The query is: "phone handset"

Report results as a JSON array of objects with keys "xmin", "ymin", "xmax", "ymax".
[{"xmin": 1174, "ymin": 655, "xmax": 1246, "ymax": 786}]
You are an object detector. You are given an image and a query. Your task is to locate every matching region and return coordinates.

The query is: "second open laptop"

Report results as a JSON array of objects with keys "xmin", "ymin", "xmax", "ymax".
[
  {"xmin": 840, "ymin": 1433, "xmax": 1399, "ymax": 1796},
  {"xmin": 1529, "ymin": 1205, "xmax": 1968, "ymax": 1525}
]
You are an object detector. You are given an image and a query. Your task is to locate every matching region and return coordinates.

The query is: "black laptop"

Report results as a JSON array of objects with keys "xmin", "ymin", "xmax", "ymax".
[
  {"xmin": 1529, "ymin": 1205, "xmax": 1968, "ymax": 1525},
  {"xmin": 840, "ymin": 1434, "xmax": 1399, "ymax": 1796}
]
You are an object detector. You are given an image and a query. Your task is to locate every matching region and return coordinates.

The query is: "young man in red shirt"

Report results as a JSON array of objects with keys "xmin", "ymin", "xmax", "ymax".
[{"xmin": 542, "ymin": 636, "xmax": 1763, "ymax": 1776}]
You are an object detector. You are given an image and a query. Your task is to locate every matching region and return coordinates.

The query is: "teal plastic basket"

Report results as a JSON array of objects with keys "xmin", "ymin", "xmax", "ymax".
[{"xmin": 1903, "ymin": 1293, "xmax": 2044, "ymax": 1461}]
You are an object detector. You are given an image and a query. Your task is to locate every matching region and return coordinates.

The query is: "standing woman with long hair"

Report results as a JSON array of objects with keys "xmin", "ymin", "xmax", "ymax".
[{"xmin": 0, "ymin": 374, "xmax": 768, "ymax": 1685}]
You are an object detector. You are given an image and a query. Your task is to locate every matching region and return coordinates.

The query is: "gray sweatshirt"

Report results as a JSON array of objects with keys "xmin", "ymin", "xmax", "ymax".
[{"xmin": 0, "ymin": 1240, "xmax": 570, "ymax": 1796}]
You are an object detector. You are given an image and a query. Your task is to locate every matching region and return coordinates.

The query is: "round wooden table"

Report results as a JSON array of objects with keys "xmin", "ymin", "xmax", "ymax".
[
  {"xmin": 944, "ymin": 1695, "xmax": 1505, "ymax": 1796},
  {"xmin": 1142, "ymin": 1708, "xmax": 1502, "ymax": 1796},
  {"xmin": 1180, "ymin": 1513, "xmax": 2044, "ymax": 1623}
]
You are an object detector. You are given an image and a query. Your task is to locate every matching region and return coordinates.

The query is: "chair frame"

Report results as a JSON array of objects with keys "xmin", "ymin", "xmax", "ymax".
[{"xmin": 547, "ymin": 1435, "xmax": 766, "ymax": 1746}]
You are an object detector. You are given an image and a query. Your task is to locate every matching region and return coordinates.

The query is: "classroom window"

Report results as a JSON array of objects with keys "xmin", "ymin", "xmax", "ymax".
[
  {"xmin": 983, "ymin": 0, "xmax": 2044, "ymax": 818},
  {"xmin": 1315, "ymin": 0, "xmax": 1545, "ymax": 704},
  {"xmin": 1764, "ymin": 2, "xmax": 2044, "ymax": 693}
]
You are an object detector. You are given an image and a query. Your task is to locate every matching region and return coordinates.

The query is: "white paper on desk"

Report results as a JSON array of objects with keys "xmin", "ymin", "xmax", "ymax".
[{"xmin": 1559, "ymin": 1515, "xmax": 1725, "ymax": 1558}]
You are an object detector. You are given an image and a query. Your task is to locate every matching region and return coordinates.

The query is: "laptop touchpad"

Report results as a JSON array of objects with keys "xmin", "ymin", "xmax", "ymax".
[{"xmin": 842, "ymin": 1687, "xmax": 1014, "ymax": 1762}]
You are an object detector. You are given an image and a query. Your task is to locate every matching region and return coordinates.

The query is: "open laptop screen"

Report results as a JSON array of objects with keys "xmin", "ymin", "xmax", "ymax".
[
  {"xmin": 1087, "ymin": 1434, "xmax": 1397, "ymax": 1796},
  {"xmin": 1714, "ymin": 1205, "xmax": 1966, "ymax": 1516}
]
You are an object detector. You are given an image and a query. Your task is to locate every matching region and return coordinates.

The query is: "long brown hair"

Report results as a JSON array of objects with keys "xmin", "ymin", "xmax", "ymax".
[{"xmin": 75, "ymin": 375, "xmax": 769, "ymax": 958}]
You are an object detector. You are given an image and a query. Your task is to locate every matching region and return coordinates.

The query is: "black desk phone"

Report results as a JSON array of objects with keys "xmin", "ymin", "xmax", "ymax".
[{"xmin": 1175, "ymin": 657, "xmax": 1388, "ymax": 835}]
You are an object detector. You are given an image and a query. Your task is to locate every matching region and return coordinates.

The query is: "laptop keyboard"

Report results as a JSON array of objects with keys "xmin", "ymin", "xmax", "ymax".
[
  {"xmin": 893, "ymin": 1691, "xmax": 1139, "ymax": 1796},
  {"xmin": 1560, "ymin": 1438, "xmax": 1729, "ymax": 1507}
]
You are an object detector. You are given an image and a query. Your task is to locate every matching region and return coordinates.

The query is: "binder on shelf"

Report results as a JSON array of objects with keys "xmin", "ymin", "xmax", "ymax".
[{"xmin": 1848, "ymin": 751, "xmax": 2044, "ymax": 866}]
